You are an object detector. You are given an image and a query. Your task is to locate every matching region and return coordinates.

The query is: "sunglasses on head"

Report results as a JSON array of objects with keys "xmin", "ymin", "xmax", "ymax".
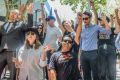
[
  {"xmin": 26, "ymin": 31, "xmax": 35, "ymax": 35},
  {"xmin": 83, "ymin": 17, "xmax": 89, "ymax": 20},
  {"xmin": 63, "ymin": 39, "xmax": 73, "ymax": 44}
]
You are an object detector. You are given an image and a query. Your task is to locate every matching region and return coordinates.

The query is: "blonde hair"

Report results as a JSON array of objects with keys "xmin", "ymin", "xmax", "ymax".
[{"xmin": 8, "ymin": 9, "xmax": 21, "ymax": 21}]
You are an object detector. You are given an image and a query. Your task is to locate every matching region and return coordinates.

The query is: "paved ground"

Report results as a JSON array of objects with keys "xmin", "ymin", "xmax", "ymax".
[
  {"xmin": 116, "ymin": 63, "xmax": 120, "ymax": 80},
  {"xmin": 1, "ymin": 66, "xmax": 120, "ymax": 80}
]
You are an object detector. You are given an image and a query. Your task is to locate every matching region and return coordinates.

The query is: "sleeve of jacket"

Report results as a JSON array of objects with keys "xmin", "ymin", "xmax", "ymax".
[
  {"xmin": 27, "ymin": 13, "xmax": 33, "ymax": 28},
  {"xmin": 21, "ymin": 13, "xmax": 33, "ymax": 30},
  {"xmin": 0, "ymin": 22, "xmax": 6, "ymax": 45}
]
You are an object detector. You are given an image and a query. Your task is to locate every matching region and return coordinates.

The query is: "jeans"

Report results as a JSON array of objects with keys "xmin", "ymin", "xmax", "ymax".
[
  {"xmin": 80, "ymin": 50, "xmax": 99, "ymax": 80},
  {"xmin": 0, "ymin": 50, "xmax": 16, "ymax": 80},
  {"xmin": 98, "ymin": 44, "xmax": 116, "ymax": 80}
]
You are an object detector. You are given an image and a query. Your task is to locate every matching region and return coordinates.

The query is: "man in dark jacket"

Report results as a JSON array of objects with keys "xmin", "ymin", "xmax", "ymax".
[{"xmin": 0, "ymin": 8, "xmax": 33, "ymax": 80}]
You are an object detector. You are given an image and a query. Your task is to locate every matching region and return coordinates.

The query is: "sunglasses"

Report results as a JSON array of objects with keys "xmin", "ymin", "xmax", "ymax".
[
  {"xmin": 38, "ymin": 28, "xmax": 42, "ymax": 30},
  {"xmin": 83, "ymin": 17, "xmax": 89, "ymax": 20},
  {"xmin": 63, "ymin": 40, "xmax": 73, "ymax": 44},
  {"xmin": 26, "ymin": 31, "xmax": 35, "ymax": 35}
]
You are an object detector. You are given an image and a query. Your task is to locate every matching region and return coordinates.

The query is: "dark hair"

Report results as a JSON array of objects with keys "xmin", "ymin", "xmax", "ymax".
[
  {"xmin": 62, "ymin": 34, "xmax": 73, "ymax": 42},
  {"xmin": 62, "ymin": 20, "xmax": 66, "ymax": 27},
  {"xmin": 25, "ymin": 31, "xmax": 41, "ymax": 49},
  {"xmin": 62, "ymin": 20, "xmax": 67, "ymax": 31},
  {"xmin": 106, "ymin": 16, "xmax": 110, "ymax": 23},
  {"xmin": 71, "ymin": 20, "xmax": 74, "ymax": 29},
  {"xmin": 83, "ymin": 11, "xmax": 92, "ymax": 18},
  {"xmin": 98, "ymin": 16, "xmax": 110, "ymax": 23},
  {"xmin": 36, "ymin": 24, "xmax": 44, "ymax": 31}
]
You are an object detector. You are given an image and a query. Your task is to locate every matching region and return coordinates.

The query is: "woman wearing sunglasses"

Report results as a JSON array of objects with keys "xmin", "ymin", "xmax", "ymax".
[
  {"xmin": 37, "ymin": 24, "xmax": 45, "ymax": 45},
  {"xmin": 48, "ymin": 14, "xmax": 82, "ymax": 80},
  {"xmin": 13, "ymin": 28, "xmax": 47, "ymax": 80}
]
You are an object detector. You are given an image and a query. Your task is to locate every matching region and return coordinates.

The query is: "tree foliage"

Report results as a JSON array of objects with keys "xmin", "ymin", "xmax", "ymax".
[
  {"xmin": 4, "ymin": 0, "xmax": 19, "ymax": 19},
  {"xmin": 4, "ymin": 0, "xmax": 33, "ymax": 20},
  {"xmin": 60, "ymin": 0, "xmax": 107, "ymax": 12}
]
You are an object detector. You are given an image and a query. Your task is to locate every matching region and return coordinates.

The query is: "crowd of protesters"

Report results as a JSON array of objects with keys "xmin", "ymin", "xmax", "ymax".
[{"xmin": 0, "ymin": 1, "xmax": 120, "ymax": 80}]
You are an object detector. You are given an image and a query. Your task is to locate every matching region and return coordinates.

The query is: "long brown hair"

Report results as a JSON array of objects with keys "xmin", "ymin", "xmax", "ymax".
[{"xmin": 25, "ymin": 31, "xmax": 41, "ymax": 49}]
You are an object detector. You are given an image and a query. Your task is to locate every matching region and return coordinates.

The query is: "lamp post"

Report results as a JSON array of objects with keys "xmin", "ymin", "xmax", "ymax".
[{"xmin": 35, "ymin": 9, "xmax": 41, "ymax": 26}]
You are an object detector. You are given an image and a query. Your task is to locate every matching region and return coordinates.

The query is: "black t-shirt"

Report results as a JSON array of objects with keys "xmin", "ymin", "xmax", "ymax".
[
  {"xmin": 98, "ymin": 28, "xmax": 117, "ymax": 46},
  {"xmin": 49, "ymin": 41, "xmax": 80, "ymax": 80},
  {"xmin": 39, "ymin": 32, "xmax": 46, "ymax": 45}
]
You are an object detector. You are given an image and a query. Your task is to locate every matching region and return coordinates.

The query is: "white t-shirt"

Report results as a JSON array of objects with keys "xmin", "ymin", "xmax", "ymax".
[{"xmin": 43, "ymin": 26, "xmax": 62, "ymax": 50}]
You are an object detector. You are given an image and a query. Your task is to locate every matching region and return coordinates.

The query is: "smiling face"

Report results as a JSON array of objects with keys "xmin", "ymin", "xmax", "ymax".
[
  {"xmin": 26, "ymin": 31, "xmax": 37, "ymax": 45},
  {"xmin": 61, "ymin": 36, "xmax": 73, "ymax": 52}
]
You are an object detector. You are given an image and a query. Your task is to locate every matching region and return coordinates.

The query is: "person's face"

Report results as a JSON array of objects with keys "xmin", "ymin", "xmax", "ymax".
[
  {"xmin": 63, "ymin": 21, "xmax": 71, "ymax": 27},
  {"xmin": 13, "ymin": 12, "xmax": 19, "ymax": 21},
  {"xmin": 48, "ymin": 19, "xmax": 55, "ymax": 27},
  {"xmin": 83, "ymin": 14, "xmax": 91, "ymax": 26},
  {"xmin": 38, "ymin": 26, "xmax": 43, "ymax": 33},
  {"xmin": 61, "ymin": 37, "xmax": 73, "ymax": 52},
  {"xmin": 26, "ymin": 31, "xmax": 37, "ymax": 45},
  {"xmin": 9, "ymin": 12, "xmax": 14, "ymax": 21},
  {"xmin": 98, "ymin": 19, "xmax": 105, "ymax": 26}
]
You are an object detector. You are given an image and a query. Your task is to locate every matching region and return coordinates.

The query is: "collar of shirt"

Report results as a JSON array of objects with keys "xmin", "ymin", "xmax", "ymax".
[
  {"xmin": 48, "ymin": 25, "xmax": 55, "ymax": 28},
  {"xmin": 83, "ymin": 23, "xmax": 93, "ymax": 29}
]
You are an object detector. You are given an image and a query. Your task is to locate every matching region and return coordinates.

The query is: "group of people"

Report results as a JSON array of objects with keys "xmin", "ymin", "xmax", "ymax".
[{"xmin": 0, "ymin": 1, "xmax": 120, "ymax": 80}]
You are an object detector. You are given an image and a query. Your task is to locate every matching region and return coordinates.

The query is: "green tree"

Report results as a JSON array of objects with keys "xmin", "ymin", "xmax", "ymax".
[
  {"xmin": 60, "ymin": 0, "xmax": 107, "ymax": 12},
  {"xmin": 4, "ymin": 0, "xmax": 19, "ymax": 19},
  {"xmin": 4, "ymin": 0, "xmax": 33, "ymax": 20}
]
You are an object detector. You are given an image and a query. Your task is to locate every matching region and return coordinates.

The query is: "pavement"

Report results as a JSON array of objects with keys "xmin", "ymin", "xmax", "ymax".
[{"xmin": 116, "ymin": 63, "xmax": 120, "ymax": 80}]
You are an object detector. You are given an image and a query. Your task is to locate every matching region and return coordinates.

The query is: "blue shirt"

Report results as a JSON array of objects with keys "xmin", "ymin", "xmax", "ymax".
[
  {"xmin": 115, "ymin": 32, "xmax": 120, "ymax": 50},
  {"xmin": 80, "ymin": 24, "xmax": 111, "ymax": 51}
]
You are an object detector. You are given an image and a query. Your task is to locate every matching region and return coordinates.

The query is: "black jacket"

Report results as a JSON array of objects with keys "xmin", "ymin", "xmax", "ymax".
[{"xmin": 0, "ymin": 14, "xmax": 33, "ymax": 52}]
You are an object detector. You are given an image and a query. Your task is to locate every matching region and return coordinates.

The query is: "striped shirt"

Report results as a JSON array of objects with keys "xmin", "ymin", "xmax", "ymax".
[{"xmin": 80, "ymin": 24, "xmax": 111, "ymax": 51}]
